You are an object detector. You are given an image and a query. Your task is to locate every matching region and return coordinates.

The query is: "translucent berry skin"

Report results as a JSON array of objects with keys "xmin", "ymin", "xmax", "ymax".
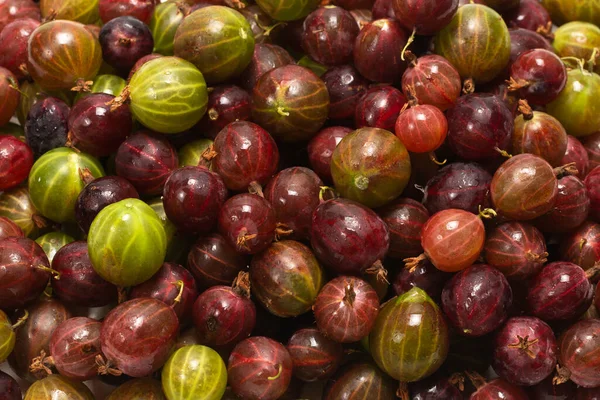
[
  {"xmin": 321, "ymin": 65, "xmax": 369, "ymax": 121},
  {"xmin": 0, "ymin": 135, "xmax": 33, "ymax": 191},
  {"xmin": 584, "ymin": 132, "xmax": 600, "ymax": 172},
  {"xmin": 560, "ymin": 221, "xmax": 600, "ymax": 272},
  {"xmin": 286, "ymin": 328, "xmax": 344, "ymax": 382},
  {"xmin": 471, "ymin": 379, "xmax": 529, "ymax": 400},
  {"xmin": 534, "ymin": 175, "xmax": 590, "ymax": 233},
  {"xmin": 508, "ymin": 28, "xmax": 554, "ymax": 67},
  {"xmin": 558, "ymin": 319, "xmax": 600, "ymax": 388},
  {"xmin": 0, "ymin": 0, "xmax": 40, "ymax": 32},
  {"xmin": 99, "ymin": 0, "xmax": 155, "ymax": 24},
  {"xmin": 395, "ymin": 104, "xmax": 447, "ymax": 153},
  {"xmin": 491, "ymin": 154, "xmax": 558, "ymax": 221},
  {"xmin": 239, "ymin": 43, "xmax": 295, "ymax": 92},
  {"xmin": 527, "ymin": 262, "xmax": 594, "ymax": 322},
  {"xmin": 512, "ymin": 111, "xmax": 568, "ymax": 167},
  {"xmin": 355, "ymin": 86, "xmax": 407, "ymax": 132},
  {"xmin": 378, "ymin": 198, "xmax": 429, "ymax": 260},
  {"xmin": 218, "ymin": 193, "xmax": 276, "ymax": 255},
  {"xmin": 301, "ymin": 6, "xmax": 360, "ymax": 66},
  {"xmin": 510, "ymin": 49, "xmax": 567, "ymax": 105},
  {"xmin": 421, "ymin": 209, "xmax": 485, "ymax": 272},
  {"xmin": 264, "ymin": 167, "xmax": 323, "ymax": 240},
  {"xmin": 307, "ymin": 126, "xmax": 352, "ymax": 182},
  {"xmin": 49, "ymin": 317, "xmax": 102, "ymax": 381},
  {"xmin": 562, "ymin": 136, "xmax": 589, "ymax": 179},
  {"xmin": 51, "ymin": 241, "xmax": 118, "ymax": 307},
  {"xmin": 198, "ymin": 85, "xmax": 252, "ymax": 139},
  {"xmin": 442, "ymin": 264, "xmax": 513, "ymax": 337},
  {"xmin": 227, "ymin": 336, "xmax": 293, "ymax": 400},
  {"xmin": 99, "ymin": 16, "xmax": 154, "ymax": 72},
  {"xmin": 313, "ymin": 276, "xmax": 379, "ymax": 343},
  {"xmin": 162, "ymin": 166, "xmax": 228, "ymax": 234},
  {"xmin": 402, "ymin": 55, "xmax": 462, "ymax": 112},
  {"xmin": 484, "ymin": 222, "xmax": 548, "ymax": 280},
  {"xmin": 115, "ymin": 131, "xmax": 179, "ymax": 196},
  {"xmin": 353, "ymin": 19, "xmax": 408, "ymax": 83},
  {"xmin": 68, "ymin": 93, "xmax": 133, "ymax": 157},
  {"xmin": 446, "ymin": 93, "xmax": 514, "ymax": 161},
  {"xmin": 505, "ymin": 0, "xmax": 551, "ymax": 31},
  {"xmin": 423, "ymin": 162, "xmax": 492, "ymax": 215},
  {"xmin": 492, "ymin": 316, "xmax": 557, "ymax": 386},
  {"xmin": 0, "ymin": 217, "xmax": 23, "ymax": 241},
  {"xmin": 310, "ymin": 198, "xmax": 389, "ymax": 275},
  {"xmin": 323, "ymin": 362, "xmax": 397, "ymax": 400},
  {"xmin": 212, "ymin": 121, "xmax": 279, "ymax": 192},
  {"xmin": 392, "ymin": 0, "xmax": 458, "ymax": 35},
  {"xmin": 0, "ymin": 18, "xmax": 40, "ymax": 79}
]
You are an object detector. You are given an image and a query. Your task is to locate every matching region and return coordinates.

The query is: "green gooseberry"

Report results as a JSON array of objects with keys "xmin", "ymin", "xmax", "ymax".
[
  {"xmin": 88, "ymin": 198, "xmax": 167, "ymax": 287},
  {"xmin": 28, "ymin": 148, "xmax": 105, "ymax": 223},
  {"xmin": 547, "ymin": 67, "xmax": 600, "ymax": 138},
  {"xmin": 178, "ymin": 139, "xmax": 213, "ymax": 167},
  {"xmin": 149, "ymin": 1, "xmax": 186, "ymax": 56},
  {"xmin": 162, "ymin": 345, "xmax": 227, "ymax": 400},
  {"xmin": 255, "ymin": 0, "xmax": 320, "ymax": 21},
  {"xmin": 35, "ymin": 232, "xmax": 75, "ymax": 263},
  {"xmin": 553, "ymin": 22, "xmax": 600, "ymax": 66},
  {"xmin": 0, "ymin": 310, "xmax": 15, "ymax": 363},
  {"xmin": 541, "ymin": 0, "xmax": 600, "ymax": 26}
]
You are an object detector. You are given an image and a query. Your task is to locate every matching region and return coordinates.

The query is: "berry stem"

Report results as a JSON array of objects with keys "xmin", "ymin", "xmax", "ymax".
[
  {"xmin": 248, "ymin": 181, "xmax": 264, "ymax": 198},
  {"xmin": 397, "ymin": 382, "xmax": 409, "ymax": 400},
  {"xmin": 429, "ymin": 152, "xmax": 447, "ymax": 166},
  {"xmin": 507, "ymin": 76, "xmax": 530, "ymax": 92},
  {"xmin": 172, "ymin": 280, "xmax": 185, "ymax": 304},
  {"xmin": 78, "ymin": 167, "xmax": 95, "ymax": 185},
  {"xmin": 11, "ymin": 309, "xmax": 29, "ymax": 330},
  {"xmin": 404, "ymin": 253, "xmax": 427, "ymax": 273},
  {"xmin": 517, "ymin": 99, "xmax": 534, "ymax": 120},
  {"xmin": 275, "ymin": 222, "xmax": 293, "ymax": 241},
  {"xmin": 364, "ymin": 260, "xmax": 389, "ymax": 284},
  {"xmin": 553, "ymin": 162, "xmax": 578, "ymax": 177},
  {"xmin": 233, "ymin": 271, "xmax": 251, "ymax": 298},
  {"xmin": 478, "ymin": 206, "xmax": 497, "ymax": 220},
  {"xmin": 267, "ymin": 363, "xmax": 282, "ymax": 380},
  {"xmin": 96, "ymin": 354, "xmax": 123, "ymax": 376},
  {"xmin": 494, "ymin": 147, "xmax": 512, "ymax": 158},
  {"xmin": 525, "ymin": 251, "xmax": 549, "ymax": 264},
  {"xmin": 462, "ymin": 78, "xmax": 475, "ymax": 94},
  {"xmin": 553, "ymin": 364, "xmax": 571, "ymax": 385},
  {"xmin": 400, "ymin": 28, "xmax": 416, "ymax": 62},
  {"xmin": 29, "ymin": 350, "xmax": 54, "ymax": 376},
  {"xmin": 36, "ymin": 265, "xmax": 61, "ymax": 280},
  {"xmin": 507, "ymin": 335, "xmax": 539, "ymax": 359},
  {"xmin": 464, "ymin": 370, "xmax": 487, "ymax": 389},
  {"xmin": 343, "ymin": 281, "xmax": 356, "ymax": 306}
]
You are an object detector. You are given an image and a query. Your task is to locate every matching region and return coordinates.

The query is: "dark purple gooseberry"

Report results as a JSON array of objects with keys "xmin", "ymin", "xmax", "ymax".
[
  {"xmin": 162, "ymin": 166, "xmax": 228, "ymax": 234},
  {"xmin": 287, "ymin": 328, "xmax": 344, "ymax": 382},
  {"xmin": 301, "ymin": 6, "xmax": 360, "ymax": 66},
  {"xmin": 355, "ymin": 85, "xmax": 407, "ymax": 131},
  {"xmin": 0, "ymin": 237, "xmax": 51, "ymax": 310},
  {"xmin": 493, "ymin": 316, "xmax": 558, "ymax": 387},
  {"xmin": 239, "ymin": 43, "xmax": 295, "ymax": 92},
  {"xmin": 469, "ymin": 375, "xmax": 529, "ymax": 400},
  {"xmin": 423, "ymin": 162, "xmax": 492, "ymax": 215},
  {"xmin": 192, "ymin": 272, "xmax": 256, "ymax": 347},
  {"xmin": 264, "ymin": 167, "xmax": 323, "ymax": 241},
  {"xmin": 115, "ymin": 130, "xmax": 179, "ymax": 196},
  {"xmin": 393, "ymin": 260, "xmax": 452, "ymax": 302},
  {"xmin": 99, "ymin": 0, "xmax": 155, "ymax": 24},
  {"xmin": 560, "ymin": 221, "xmax": 600, "ymax": 272},
  {"xmin": 186, "ymin": 233, "xmax": 248, "ymax": 290},
  {"xmin": 409, "ymin": 374, "xmax": 462, "ymax": 400},
  {"xmin": 99, "ymin": 16, "xmax": 154, "ymax": 72},
  {"xmin": 313, "ymin": 276, "xmax": 379, "ymax": 343},
  {"xmin": 130, "ymin": 262, "xmax": 199, "ymax": 322},
  {"xmin": 24, "ymin": 96, "xmax": 70, "ymax": 158},
  {"xmin": 0, "ymin": 135, "xmax": 33, "ymax": 191},
  {"xmin": 67, "ymin": 93, "xmax": 133, "ymax": 156},
  {"xmin": 508, "ymin": 28, "xmax": 554, "ymax": 67},
  {"xmin": 228, "ymin": 336, "xmax": 293, "ymax": 400},
  {"xmin": 504, "ymin": 0, "xmax": 551, "ymax": 32},
  {"xmin": 310, "ymin": 198, "xmax": 390, "ymax": 276},
  {"xmin": 484, "ymin": 222, "xmax": 548, "ymax": 280},
  {"xmin": 534, "ymin": 175, "xmax": 590, "ymax": 233},
  {"xmin": 307, "ymin": 126, "xmax": 352, "ymax": 182},
  {"xmin": 372, "ymin": 0, "xmax": 396, "ymax": 19},
  {"xmin": 101, "ymin": 298, "xmax": 179, "ymax": 377},
  {"xmin": 562, "ymin": 136, "xmax": 589, "ymax": 179},
  {"xmin": 324, "ymin": 362, "xmax": 397, "ymax": 400},
  {"xmin": 42, "ymin": 317, "xmax": 103, "ymax": 381},
  {"xmin": 197, "ymin": 85, "xmax": 252, "ymax": 139},
  {"xmin": 0, "ymin": 18, "xmax": 40, "ymax": 80},
  {"xmin": 212, "ymin": 121, "xmax": 279, "ymax": 192},
  {"xmin": 528, "ymin": 376, "xmax": 577, "ymax": 400},
  {"xmin": 349, "ymin": 9, "xmax": 373, "ymax": 29},
  {"xmin": 10, "ymin": 297, "xmax": 73, "ymax": 382},
  {"xmin": 402, "ymin": 54, "xmax": 462, "ymax": 112},
  {"xmin": 51, "ymin": 241, "xmax": 118, "ymax": 307},
  {"xmin": 334, "ymin": 0, "xmax": 375, "ymax": 9},
  {"xmin": 441, "ymin": 264, "xmax": 513, "ymax": 337},
  {"xmin": 75, "ymin": 175, "xmax": 140, "ymax": 234},
  {"xmin": 378, "ymin": 198, "xmax": 429, "ymax": 260},
  {"xmin": 585, "ymin": 166, "xmax": 600, "ymax": 222},
  {"xmin": 508, "ymin": 49, "xmax": 567, "ymax": 105},
  {"xmin": 218, "ymin": 193, "xmax": 276, "ymax": 255},
  {"xmin": 0, "ymin": 216, "xmax": 23, "ymax": 240},
  {"xmin": 321, "ymin": 65, "xmax": 369, "ymax": 121},
  {"xmin": 392, "ymin": 0, "xmax": 458, "ymax": 35},
  {"xmin": 0, "ymin": 370, "xmax": 21, "ymax": 400},
  {"xmin": 446, "ymin": 93, "xmax": 514, "ymax": 160},
  {"xmin": 527, "ymin": 262, "xmax": 594, "ymax": 322},
  {"xmin": 353, "ymin": 18, "xmax": 408, "ymax": 83},
  {"xmin": 238, "ymin": 4, "xmax": 275, "ymax": 44},
  {"xmin": 557, "ymin": 319, "xmax": 600, "ymax": 388}
]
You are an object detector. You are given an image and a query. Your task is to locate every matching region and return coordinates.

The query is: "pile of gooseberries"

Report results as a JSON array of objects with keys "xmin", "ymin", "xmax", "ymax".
[{"xmin": 1, "ymin": 0, "xmax": 600, "ymax": 399}]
